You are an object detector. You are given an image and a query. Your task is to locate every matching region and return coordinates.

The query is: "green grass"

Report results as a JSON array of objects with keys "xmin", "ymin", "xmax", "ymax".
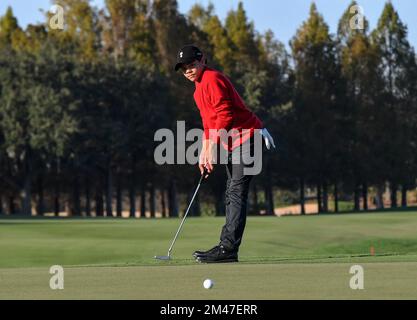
[{"xmin": 1, "ymin": 211, "xmax": 417, "ymax": 299}]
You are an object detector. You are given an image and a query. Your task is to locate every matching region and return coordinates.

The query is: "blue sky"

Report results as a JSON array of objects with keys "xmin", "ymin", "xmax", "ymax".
[{"xmin": 1, "ymin": 0, "xmax": 416, "ymax": 50}]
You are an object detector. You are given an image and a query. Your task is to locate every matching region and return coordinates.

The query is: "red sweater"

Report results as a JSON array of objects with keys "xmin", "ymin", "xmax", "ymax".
[{"xmin": 193, "ymin": 67, "xmax": 263, "ymax": 151}]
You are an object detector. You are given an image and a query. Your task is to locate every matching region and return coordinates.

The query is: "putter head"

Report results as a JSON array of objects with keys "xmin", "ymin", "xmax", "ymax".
[{"xmin": 154, "ymin": 255, "xmax": 171, "ymax": 261}]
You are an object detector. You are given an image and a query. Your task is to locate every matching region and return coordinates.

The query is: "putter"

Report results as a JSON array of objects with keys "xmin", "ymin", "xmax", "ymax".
[{"xmin": 155, "ymin": 168, "xmax": 208, "ymax": 261}]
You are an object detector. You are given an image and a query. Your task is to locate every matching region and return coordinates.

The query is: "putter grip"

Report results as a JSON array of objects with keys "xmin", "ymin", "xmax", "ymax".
[{"xmin": 200, "ymin": 167, "xmax": 208, "ymax": 184}]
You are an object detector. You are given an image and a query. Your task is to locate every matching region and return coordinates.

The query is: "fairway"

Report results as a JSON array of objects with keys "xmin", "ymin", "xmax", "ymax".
[{"xmin": 1, "ymin": 212, "xmax": 417, "ymax": 299}]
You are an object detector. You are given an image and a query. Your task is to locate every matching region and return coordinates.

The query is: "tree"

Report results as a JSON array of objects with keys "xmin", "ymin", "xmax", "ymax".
[
  {"xmin": 0, "ymin": 46, "xmax": 79, "ymax": 215},
  {"xmin": 188, "ymin": 3, "xmax": 234, "ymax": 74},
  {"xmin": 151, "ymin": 0, "xmax": 191, "ymax": 74},
  {"xmin": 0, "ymin": 7, "xmax": 21, "ymax": 49},
  {"xmin": 290, "ymin": 3, "xmax": 343, "ymax": 213},
  {"xmin": 371, "ymin": 2, "xmax": 417, "ymax": 208},
  {"xmin": 225, "ymin": 2, "xmax": 259, "ymax": 72},
  {"xmin": 338, "ymin": 1, "xmax": 384, "ymax": 211},
  {"xmin": 48, "ymin": 0, "xmax": 99, "ymax": 61}
]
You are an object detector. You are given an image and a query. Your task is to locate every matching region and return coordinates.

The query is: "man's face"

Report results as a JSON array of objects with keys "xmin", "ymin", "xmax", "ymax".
[{"xmin": 180, "ymin": 60, "xmax": 204, "ymax": 82}]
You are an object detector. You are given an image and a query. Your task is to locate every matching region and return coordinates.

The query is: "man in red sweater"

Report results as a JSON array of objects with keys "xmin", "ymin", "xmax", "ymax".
[{"xmin": 175, "ymin": 45, "xmax": 275, "ymax": 263}]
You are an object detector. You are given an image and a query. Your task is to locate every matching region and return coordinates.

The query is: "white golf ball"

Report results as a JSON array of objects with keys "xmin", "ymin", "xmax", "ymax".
[{"xmin": 203, "ymin": 279, "xmax": 214, "ymax": 289}]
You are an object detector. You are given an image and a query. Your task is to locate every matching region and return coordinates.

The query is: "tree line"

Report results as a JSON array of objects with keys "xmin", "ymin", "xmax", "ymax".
[{"xmin": 0, "ymin": 0, "xmax": 416, "ymax": 217}]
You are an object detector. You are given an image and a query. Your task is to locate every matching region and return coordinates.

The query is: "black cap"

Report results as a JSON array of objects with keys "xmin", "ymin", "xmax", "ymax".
[{"xmin": 174, "ymin": 45, "xmax": 203, "ymax": 71}]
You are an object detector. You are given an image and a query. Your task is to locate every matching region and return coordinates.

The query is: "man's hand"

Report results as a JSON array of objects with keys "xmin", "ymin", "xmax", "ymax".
[{"xmin": 199, "ymin": 139, "xmax": 216, "ymax": 178}]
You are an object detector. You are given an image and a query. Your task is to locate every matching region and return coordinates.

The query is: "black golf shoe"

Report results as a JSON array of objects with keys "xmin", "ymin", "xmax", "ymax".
[
  {"xmin": 192, "ymin": 245, "xmax": 220, "ymax": 259},
  {"xmin": 196, "ymin": 245, "xmax": 238, "ymax": 263}
]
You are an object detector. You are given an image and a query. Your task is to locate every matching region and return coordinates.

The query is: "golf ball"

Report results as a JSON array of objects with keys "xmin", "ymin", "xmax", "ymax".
[{"xmin": 203, "ymin": 279, "xmax": 214, "ymax": 289}]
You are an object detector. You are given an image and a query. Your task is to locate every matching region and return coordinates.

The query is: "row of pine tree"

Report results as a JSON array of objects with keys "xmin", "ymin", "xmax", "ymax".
[{"xmin": 0, "ymin": 1, "xmax": 416, "ymax": 216}]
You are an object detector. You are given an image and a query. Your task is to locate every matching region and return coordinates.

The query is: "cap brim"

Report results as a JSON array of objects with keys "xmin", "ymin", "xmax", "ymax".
[
  {"xmin": 174, "ymin": 58, "xmax": 195, "ymax": 71},
  {"xmin": 174, "ymin": 63, "xmax": 183, "ymax": 71}
]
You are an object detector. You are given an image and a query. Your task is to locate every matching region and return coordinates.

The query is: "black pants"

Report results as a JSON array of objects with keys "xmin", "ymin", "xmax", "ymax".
[{"xmin": 220, "ymin": 138, "xmax": 263, "ymax": 252}]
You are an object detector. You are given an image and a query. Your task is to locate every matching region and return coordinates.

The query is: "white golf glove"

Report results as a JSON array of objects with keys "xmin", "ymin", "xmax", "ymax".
[{"xmin": 260, "ymin": 128, "xmax": 276, "ymax": 150}]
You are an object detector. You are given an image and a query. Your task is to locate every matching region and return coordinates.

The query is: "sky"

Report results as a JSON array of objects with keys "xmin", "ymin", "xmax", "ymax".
[{"xmin": 1, "ymin": 0, "xmax": 416, "ymax": 50}]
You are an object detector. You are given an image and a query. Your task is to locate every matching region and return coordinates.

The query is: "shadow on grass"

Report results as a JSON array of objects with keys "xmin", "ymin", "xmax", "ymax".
[{"xmin": 61, "ymin": 252, "xmax": 407, "ymax": 269}]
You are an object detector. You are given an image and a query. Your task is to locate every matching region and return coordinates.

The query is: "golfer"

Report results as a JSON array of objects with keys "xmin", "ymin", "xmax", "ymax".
[{"xmin": 175, "ymin": 45, "xmax": 275, "ymax": 263}]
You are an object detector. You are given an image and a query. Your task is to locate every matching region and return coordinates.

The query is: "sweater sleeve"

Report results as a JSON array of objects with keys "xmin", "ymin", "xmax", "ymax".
[
  {"xmin": 206, "ymin": 75, "xmax": 234, "ymax": 143},
  {"xmin": 199, "ymin": 110, "xmax": 210, "ymax": 139}
]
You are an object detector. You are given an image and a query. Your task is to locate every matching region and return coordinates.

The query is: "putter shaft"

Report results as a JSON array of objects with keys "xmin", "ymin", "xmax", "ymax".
[{"xmin": 155, "ymin": 170, "xmax": 206, "ymax": 260}]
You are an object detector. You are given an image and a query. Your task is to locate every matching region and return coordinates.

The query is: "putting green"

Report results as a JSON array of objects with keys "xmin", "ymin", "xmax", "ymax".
[
  {"xmin": 1, "ymin": 262, "xmax": 417, "ymax": 299},
  {"xmin": 1, "ymin": 211, "xmax": 417, "ymax": 299}
]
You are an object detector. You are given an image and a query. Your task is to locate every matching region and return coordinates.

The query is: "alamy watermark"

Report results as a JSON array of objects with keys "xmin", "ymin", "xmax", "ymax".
[
  {"xmin": 154, "ymin": 121, "xmax": 263, "ymax": 175},
  {"xmin": 49, "ymin": 5, "xmax": 64, "ymax": 30},
  {"xmin": 349, "ymin": 265, "xmax": 364, "ymax": 290},
  {"xmin": 349, "ymin": 5, "xmax": 365, "ymax": 30},
  {"xmin": 49, "ymin": 265, "xmax": 64, "ymax": 290}
]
